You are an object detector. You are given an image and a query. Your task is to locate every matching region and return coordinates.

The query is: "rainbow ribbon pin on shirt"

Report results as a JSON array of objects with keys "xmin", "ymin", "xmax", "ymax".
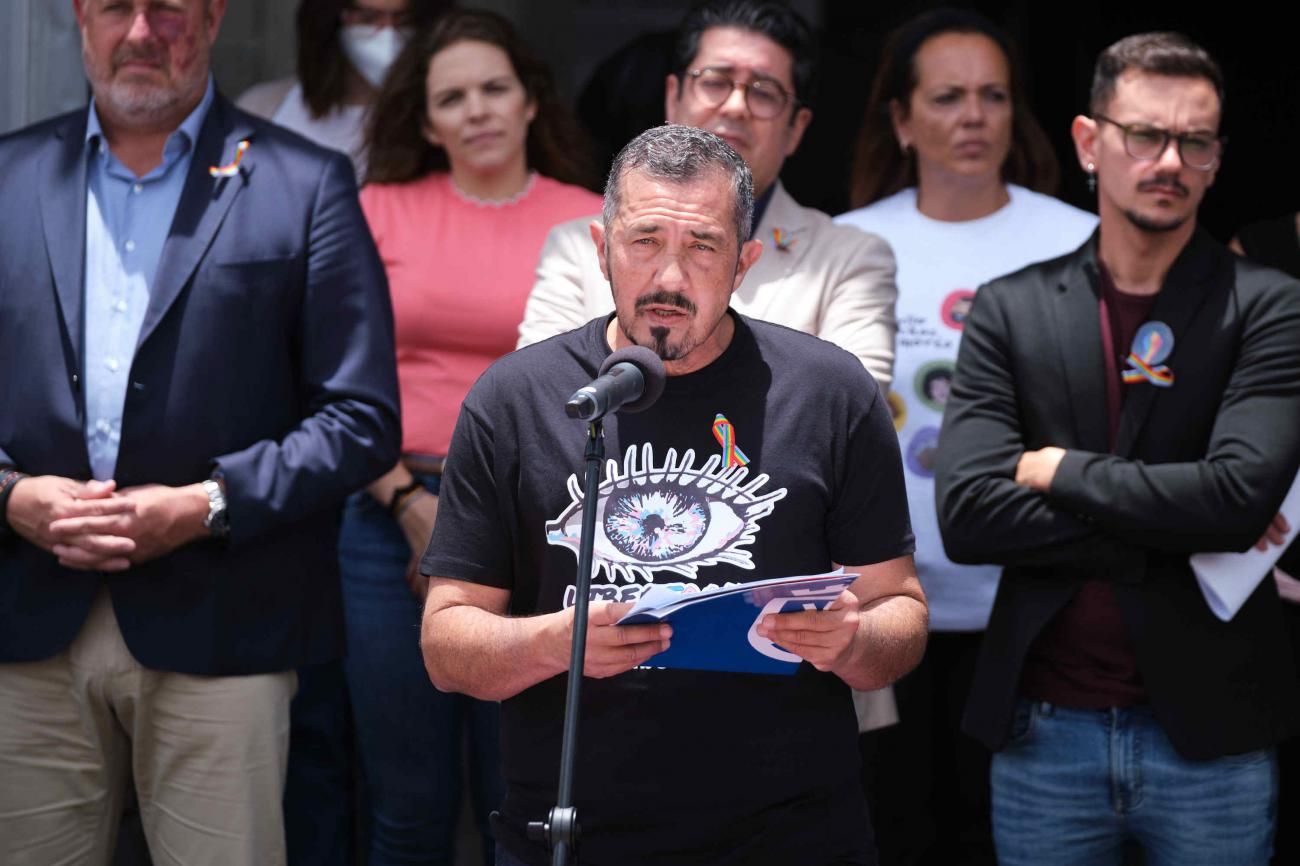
[
  {"xmin": 1121, "ymin": 321, "xmax": 1175, "ymax": 388},
  {"xmin": 712, "ymin": 413, "xmax": 750, "ymax": 467},
  {"xmin": 208, "ymin": 140, "xmax": 250, "ymax": 178}
]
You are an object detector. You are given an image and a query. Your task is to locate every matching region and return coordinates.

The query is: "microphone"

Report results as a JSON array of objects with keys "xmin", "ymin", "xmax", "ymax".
[{"xmin": 565, "ymin": 346, "xmax": 667, "ymax": 421}]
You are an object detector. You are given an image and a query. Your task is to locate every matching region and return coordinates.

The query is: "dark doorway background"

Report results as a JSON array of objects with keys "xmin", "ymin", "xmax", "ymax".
[{"xmin": 782, "ymin": 1, "xmax": 1298, "ymax": 239}]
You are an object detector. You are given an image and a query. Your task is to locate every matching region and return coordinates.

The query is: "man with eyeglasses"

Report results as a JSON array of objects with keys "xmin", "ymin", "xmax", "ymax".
[
  {"xmin": 935, "ymin": 32, "xmax": 1300, "ymax": 865},
  {"xmin": 516, "ymin": 0, "xmax": 899, "ymax": 398}
]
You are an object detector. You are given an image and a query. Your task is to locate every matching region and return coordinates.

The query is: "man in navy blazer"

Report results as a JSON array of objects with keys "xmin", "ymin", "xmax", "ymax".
[{"xmin": 0, "ymin": 0, "xmax": 399, "ymax": 862}]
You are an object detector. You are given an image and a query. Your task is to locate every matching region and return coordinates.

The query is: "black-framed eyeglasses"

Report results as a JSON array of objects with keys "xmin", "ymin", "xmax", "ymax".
[
  {"xmin": 341, "ymin": 5, "xmax": 416, "ymax": 28},
  {"xmin": 685, "ymin": 68, "xmax": 794, "ymax": 119},
  {"xmin": 1093, "ymin": 114, "xmax": 1224, "ymax": 171}
]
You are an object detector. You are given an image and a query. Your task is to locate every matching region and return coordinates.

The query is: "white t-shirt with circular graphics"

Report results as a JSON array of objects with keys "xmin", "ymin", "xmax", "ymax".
[{"xmin": 837, "ymin": 184, "xmax": 1097, "ymax": 630}]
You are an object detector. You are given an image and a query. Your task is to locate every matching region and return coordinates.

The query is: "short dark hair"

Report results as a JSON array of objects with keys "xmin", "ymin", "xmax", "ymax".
[
  {"xmin": 295, "ymin": 0, "xmax": 448, "ymax": 119},
  {"xmin": 672, "ymin": 0, "xmax": 818, "ymax": 110},
  {"xmin": 364, "ymin": 8, "xmax": 595, "ymax": 187},
  {"xmin": 1089, "ymin": 32, "xmax": 1225, "ymax": 116},
  {"xmin": 847, "ymin": 7, "xmax": 1059, "ymax": 209},
  {"xmin": 604, "ymin": 125, "xmax": 754, "ymax": 244}
]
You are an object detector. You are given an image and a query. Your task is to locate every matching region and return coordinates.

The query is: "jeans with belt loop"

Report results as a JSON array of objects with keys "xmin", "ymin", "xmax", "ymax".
[{"xmin": 991, "ymin": 699, "xmax": 1277, "ymax": 866}]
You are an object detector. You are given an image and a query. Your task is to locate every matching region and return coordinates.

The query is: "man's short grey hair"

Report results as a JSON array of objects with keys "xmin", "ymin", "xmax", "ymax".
[{"xmin": 603, "ymin": 124, "xmax": 755, "ymax": 244}]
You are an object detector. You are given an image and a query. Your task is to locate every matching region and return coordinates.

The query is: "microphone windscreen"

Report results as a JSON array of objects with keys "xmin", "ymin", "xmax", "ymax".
[{"xmin": 599, "ymin": 345, "xmax": 666, "ymax": 413}]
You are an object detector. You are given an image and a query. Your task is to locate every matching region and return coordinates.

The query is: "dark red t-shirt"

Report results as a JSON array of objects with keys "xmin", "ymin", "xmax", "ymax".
[{"xmin": 1020, "ymin": 264, "xmax": 1154, "ymax": 708}]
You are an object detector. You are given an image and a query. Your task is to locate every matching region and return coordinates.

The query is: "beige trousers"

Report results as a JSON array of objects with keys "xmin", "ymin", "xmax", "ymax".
[{"xmin": 0, "ymin": 588, "xmax": 295, "ymax": 866}]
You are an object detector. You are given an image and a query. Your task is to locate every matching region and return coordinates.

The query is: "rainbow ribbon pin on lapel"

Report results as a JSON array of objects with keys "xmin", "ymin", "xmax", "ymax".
[
  {"xmin": 208, "ymin": 140, "xmax": 250, "ymax": 178},
  {"xmin": 1121, "ymin": 321, "xmax": 1175, "ymax": 387},
  {"xmin": 712, "ymin": 413, "xmax": 750, "ymax": 467},
  {"xmin": 771, "ymin": 227, "xmax": 801, "ymax": 252}
]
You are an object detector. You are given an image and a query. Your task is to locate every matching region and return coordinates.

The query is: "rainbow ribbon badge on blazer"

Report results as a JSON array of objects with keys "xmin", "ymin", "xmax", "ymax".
[
  {"xmin": 208, "ymin": 140, "xmax": 250, "ymax": 178},
  {"xmin": 771, "ymin": 227, "xmax": 802, "ymax": 252},
  {"xmin": 1121, "ymin": 321, "xmax": 1175, "ymax": 387},
  {"xmin": 712, "ymin": 413, "xmax": 750, "ymax": 467}
]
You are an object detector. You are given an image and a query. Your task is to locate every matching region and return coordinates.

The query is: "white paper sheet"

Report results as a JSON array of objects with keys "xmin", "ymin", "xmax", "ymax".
[{"xmin": 1190, "ymin": 471, "xmax": 1300, "ymax": 621}]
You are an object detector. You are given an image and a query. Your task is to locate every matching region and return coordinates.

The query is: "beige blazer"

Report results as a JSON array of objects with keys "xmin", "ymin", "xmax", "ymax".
[
  {"xmin": 516, "ymin": 182, "xmax": 901, "ymax": 731},
  {"xmin": 516, "ymin": 182, "xmax": 899, "ymax": 390}
]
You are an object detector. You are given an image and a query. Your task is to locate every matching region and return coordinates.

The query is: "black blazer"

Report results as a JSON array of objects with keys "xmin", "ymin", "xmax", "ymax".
[
  {"xmin": 935, "ymin": 229, "xmax": 1300, "ymax": 760},
  {"xmin": 0, "ymin": 94, "xmax": 401, "ymax": 675}
]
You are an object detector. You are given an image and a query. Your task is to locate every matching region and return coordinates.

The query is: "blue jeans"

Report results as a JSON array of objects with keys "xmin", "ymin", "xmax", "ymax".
[
  {"xmin": 284, "ymin": 659, "xmax": 356, "ymax": 866},
  {"xmin": 991, "ymin": 700, "xmax": 1277, "ymax": 866},
  {"xmin": 340, "ymin": 476, "xmax": 504, "ymax": 866}
]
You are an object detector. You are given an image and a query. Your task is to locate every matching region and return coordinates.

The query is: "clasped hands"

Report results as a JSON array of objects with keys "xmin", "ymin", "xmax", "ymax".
[
  {"xmin": 7, "ymin": 475, "xmax": 210, "ymax": 571},
  {"xmin": 566, "ymin": 589, "xmax": 863, "ymax": 679}
]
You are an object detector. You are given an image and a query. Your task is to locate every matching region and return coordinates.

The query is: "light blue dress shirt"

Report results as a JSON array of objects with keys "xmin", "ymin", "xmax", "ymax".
[{"xmin": 82, "ymin": 80, "xmax": 214, "ymax": 481}]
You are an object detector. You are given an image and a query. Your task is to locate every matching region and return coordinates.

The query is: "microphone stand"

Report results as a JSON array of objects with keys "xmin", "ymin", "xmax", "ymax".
[{"xmin": 529, "ymin": 418, "xmax": 604, "ymax": 865}]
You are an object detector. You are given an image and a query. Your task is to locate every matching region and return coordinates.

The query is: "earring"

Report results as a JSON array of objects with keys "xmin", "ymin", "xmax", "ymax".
[
  {"xmin": 898, "ymin": 139, "xmax": 912, "ymax": 155},
  {"xmin": 1086, "ymin": 163, "xmax": 1097, "ymax": 194}
]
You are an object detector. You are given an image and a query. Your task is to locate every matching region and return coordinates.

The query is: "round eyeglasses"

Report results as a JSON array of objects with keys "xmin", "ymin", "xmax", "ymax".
[
  {"xmin": 1093, "ymin": 114, "xmax": 1224, "ymax": 171},
  {"xmin": 685, "ymin": 68, "xmax": 794, "ymax": 119}
]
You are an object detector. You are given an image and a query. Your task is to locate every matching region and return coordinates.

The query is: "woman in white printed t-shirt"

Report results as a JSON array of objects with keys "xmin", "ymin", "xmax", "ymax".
[{"xmin": 835, "ymin": 8, "xmax": 1097, "ymax": 865}]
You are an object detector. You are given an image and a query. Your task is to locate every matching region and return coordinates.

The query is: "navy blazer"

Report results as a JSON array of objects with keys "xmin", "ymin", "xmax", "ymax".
[
  {"xmin": 935, "ymin": 229, "xmax": 1300, "ymax": 760},
  {"xmin": 0, "ymin": 94, "xmax": 401, "ymax": 675}
]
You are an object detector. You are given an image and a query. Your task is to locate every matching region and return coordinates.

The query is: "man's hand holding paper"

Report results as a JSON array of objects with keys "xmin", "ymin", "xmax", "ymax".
[{"xmin": 755, "ymin": 588, "xmax": 861, "ymax": 672}]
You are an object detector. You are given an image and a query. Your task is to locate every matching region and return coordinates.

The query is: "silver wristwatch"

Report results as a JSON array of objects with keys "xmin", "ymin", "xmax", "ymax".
[{"xmin": 202, "ymin": 478, "xmax": 230, "ymax": 539}]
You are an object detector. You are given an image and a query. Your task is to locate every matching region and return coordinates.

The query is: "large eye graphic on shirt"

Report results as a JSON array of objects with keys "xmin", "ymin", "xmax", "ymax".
[
  {"xmin": 604, "ymin": 487, "xmax": 711, "ymax": 561},
  {"xmin": 545, "ymin": 443, "xmax": 788, "ymax": 583}
]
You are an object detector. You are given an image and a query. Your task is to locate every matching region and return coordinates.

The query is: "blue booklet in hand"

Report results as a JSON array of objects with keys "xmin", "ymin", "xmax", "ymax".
[{"xmin": 616, "ymin": 570, "xmax": 858, "ymax": 675}]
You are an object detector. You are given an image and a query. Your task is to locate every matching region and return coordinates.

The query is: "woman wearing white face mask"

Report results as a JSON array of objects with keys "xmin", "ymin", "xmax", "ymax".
[{"xmin": 238, "ymin": 0, "xmax": 448, "ymax": 183}]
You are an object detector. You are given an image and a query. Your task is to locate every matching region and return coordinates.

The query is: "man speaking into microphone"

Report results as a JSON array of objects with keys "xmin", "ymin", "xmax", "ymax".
[{"xmin": 419, "ymin": 125, "xmax": 924, "ymax": 866}]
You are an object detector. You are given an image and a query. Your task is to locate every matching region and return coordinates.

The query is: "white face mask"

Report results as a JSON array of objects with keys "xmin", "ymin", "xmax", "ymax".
[{"xmin": 339, "ymin": 25, "xmax": 411, "ymax": 89}]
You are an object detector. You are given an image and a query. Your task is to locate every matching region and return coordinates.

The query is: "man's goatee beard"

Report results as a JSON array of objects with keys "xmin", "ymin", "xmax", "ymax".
[{"xmin": 647, "ymin": 326, "xmax": 682, "ymax": 361}]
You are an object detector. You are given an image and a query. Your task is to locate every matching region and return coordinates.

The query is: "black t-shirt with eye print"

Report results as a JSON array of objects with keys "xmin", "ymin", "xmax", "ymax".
[{"xmin": 422, "ymin": 312, "xmax": 914, "ymax": 866}]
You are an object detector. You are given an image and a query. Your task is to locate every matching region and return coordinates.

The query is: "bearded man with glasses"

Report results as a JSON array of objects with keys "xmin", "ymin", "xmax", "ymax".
[{"xmin": 935, "ymin": 31, "xmax": 1300, "ymax": 865}]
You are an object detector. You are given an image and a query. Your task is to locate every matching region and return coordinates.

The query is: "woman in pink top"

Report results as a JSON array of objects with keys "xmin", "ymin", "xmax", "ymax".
[{"xmin": 343, "ymin": 10, "xmax": 600, "ymax": 863}]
